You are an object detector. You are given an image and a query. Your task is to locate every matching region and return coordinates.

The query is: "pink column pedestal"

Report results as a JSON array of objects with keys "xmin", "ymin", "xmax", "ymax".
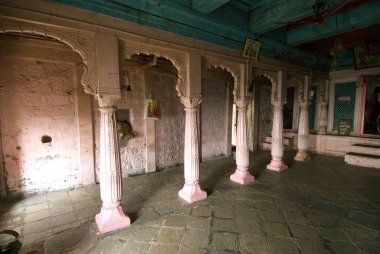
[
  {"xmin": 294, "ymin": 150, "xmax": 310, "ymax": 161},
  {"xmin": 95, "ymin": 206, "xmax": 131, "ymax": 233},
  {"xmin": 178, "ymin": 183, "xmax": 207, "ymax": 203},
  {"xmin": 230, "ymin": 169, "xmax": 255, "ymax": 185},
  {"xmin": 267, "ymin": 158, "xmax": 288, "ymax": 172}
]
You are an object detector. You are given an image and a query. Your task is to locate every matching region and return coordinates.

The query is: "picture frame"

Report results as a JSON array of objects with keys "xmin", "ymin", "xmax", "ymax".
[
  {"xmin": 242, "ymin": 39, "xmax": 261, "ymax": 60},
  {"xmin": 353, "ymin": 44, "xmax": 380, "ymax": 69}
]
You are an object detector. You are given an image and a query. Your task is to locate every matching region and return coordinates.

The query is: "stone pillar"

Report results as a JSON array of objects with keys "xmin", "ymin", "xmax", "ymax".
[
  {"xmin": 178, "ymin": 96, "xmax": 207, "ymax": 203},
  {"xmin": 267, "ymin": 70, "xmax": 288, "ymax": 171},
  {"xmin": 230, "ymin": 96, "xmax": 255, "ymax": 184},
  {"xmin": 294, "ymin": 75, "xmax": 310, "ymax": 161},
  {"xmin": 318, "ymin": 80, "xmax": 329, "ymax": 134},
  {"xmin": 95, "ymin": 95, "xmax": 130, "ymax": 233}
]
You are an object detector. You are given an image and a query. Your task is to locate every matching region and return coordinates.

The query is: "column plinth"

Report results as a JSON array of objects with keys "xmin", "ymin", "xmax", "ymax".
[
  {"xmin": 179, "ymin": 96, "xmax": 207, "ymax": 203},
  {"xmin": 267, "ymin": 102, "xmax": 288, "ymax": 171},
  {"xmin": 230, "ymin": 97, "xmax": 254, "ymax": 185},
  {"xmin": 96, "ymin": 106, "xmax": 130, "ymax": 233}
]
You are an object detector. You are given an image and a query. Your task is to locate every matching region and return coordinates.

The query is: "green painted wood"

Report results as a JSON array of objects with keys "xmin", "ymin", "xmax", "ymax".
[
  {"xmin": 309, "ymin": 85, "xmax": 317, "ymax": 129},
  {"xmin": 192, "ymin": 0, "xmax": 230, "ymax": 13},
  {"xmin": 288, "ymin": 1, "xmax": 380, "ymax": 45},
  {"xmin": 333, "ymin": 82, "xmax": 356, "ymax": 131}
]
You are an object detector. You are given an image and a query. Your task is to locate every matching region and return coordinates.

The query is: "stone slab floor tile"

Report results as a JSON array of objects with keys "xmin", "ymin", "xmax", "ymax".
[
  {"xmin": 267, "ymin": 237, "xmax": 300, "ymax": 254},
  {"xmin": 235, "ymin": 208, "xmax": 259, "ymax": 220},
  {"xmin": 236, "ymin": 219, "xmax": 262, "ymax": 234},
  {"xmin": 24, "ymin": 209, "xmax": 49, "ymax": 223},
  {"xmin": 191, "ymin": 206, "xmax": 212, "ymax": 217},
  {"xmin": 164, "ymin": 214, "xmax": 191, "ymax": 228},
  {"xmin": 181, "ymin": 229, "xmax": 210, "ymax": 249},
  {"xmin": 214, "ymin": 207, "xmax": 234, "ymax": 219},
  {"xmin": 343, "ymin": 227, "xmax": 377, "ymax": 242},
  {"xmin": 327, "ymin": 241, "xmax": 362, "ymax": 254},
  {"xmin": 297, "ymin": 239, "xmax": 329, "ymax": 254},
  {"xmin": 238, "ymin": 233, "xmax": 268, "ymax": 254},
  {"xmin": 147, "ymin": 244, "xmax": 178, "ymax": 254},
  {"xmin": 179, "ymin": 246, "xmax": 207, "ymax": 254},
  {"xmin": 288, "ymin": 224, "xmax": 319, "ymax": 239},
  {"xmin": 119, "ymin": 241, "xmax": 150, "ymax": 254},
  {"xmin": 316, "ymin": 226, "xmax": 350, "ymax": 241},
  {"xmin": 283, "ymin": 212, "xmax": 311, "ymax": 225},
  {"xmin": 264, "ymin": 223, "xmax": 291, "ymax": 237},
  {"xmin": 212, "ymin": 218, "xmax": 236, "ymax": 232},
  {"xmin": 189, "ymin": 217, "xmax": 211, "ymax": 231},
  {"xmin": 128, "ymin": 225, "xmax": 161, "ymax": 242},
  {"xmin": 156, "ymin": 227, "xmax": 185, "ymax": 245},
  {"xmin": 258, "ymin": 209, "xmax": 286, "ymax": 223},
  {"xmin": 307, "ymin": 212, "xmax": 334, "ymax": 226},
  {"xmin": 211, "ymin": 232, "xmax": 237, "ymax": 252}
]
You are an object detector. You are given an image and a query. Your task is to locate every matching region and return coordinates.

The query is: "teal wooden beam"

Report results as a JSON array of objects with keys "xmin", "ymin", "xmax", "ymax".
[
  {"xmin": 287, "ymin": 1, "xmax": 380, "ymax": 45},
  {"xmin": 249, "ymin": 0, "xmax": 346, "ymax": 34},
  {"xmin": 192, "ymin": 0, "xmax": 230, "ymax": 13}
]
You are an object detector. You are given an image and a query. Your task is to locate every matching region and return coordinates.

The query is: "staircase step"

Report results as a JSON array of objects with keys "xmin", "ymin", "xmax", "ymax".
[
  {"xmin": 344, "ymin": 152, "xmax": 380, "ymax": 169},
  {"xmin": 350, "ymin": 143, "xmax": 380, "ymax": 156}
]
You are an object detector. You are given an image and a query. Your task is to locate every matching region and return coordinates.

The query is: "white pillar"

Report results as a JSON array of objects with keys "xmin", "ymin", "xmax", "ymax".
[
  {"xmin": 294, "ymin": 102, "xmax": 310, "ymax": 161},
  {"xmin": 230, "ymin": 97, "xmax": 255, "ymax": 184},
  {"xmin": 267, "ymin": 101, "xmax": 288, "ymax": 171},
  {"xmin": 95, "ymin": 96, "xmax": 130, "ymax": 233},
  {"xmin": 294, "ymin": 75, "xmax": 310, "ymax": 161},
  {"xmin": 178, "ymin": 96, "xmax": 207, "ymax": 203},
  {"xmin": 267, "ymin": 70, "xmax": 288, "ymax": 171},
  {"xmin": 318, "ymin": 80, "xmax": 329, "ymax": 134}
]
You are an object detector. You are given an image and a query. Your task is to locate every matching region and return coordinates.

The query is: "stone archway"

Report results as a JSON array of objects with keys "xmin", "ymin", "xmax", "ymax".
[
  {"xmin": 0, "ymin": 18, "xmax": 97, "ymax": 95},
  {"xmin": 0, "ymin": 18, "xmax": 98, "ymax": 195}
]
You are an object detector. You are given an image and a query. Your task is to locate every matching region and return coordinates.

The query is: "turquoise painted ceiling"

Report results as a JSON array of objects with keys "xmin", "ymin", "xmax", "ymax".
[{"xmin": 50, "ymin": 0, "xmax": 380, "ymax": 71}]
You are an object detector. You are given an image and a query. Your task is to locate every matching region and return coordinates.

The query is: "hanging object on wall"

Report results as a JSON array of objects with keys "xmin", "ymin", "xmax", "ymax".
[
  {"xmin": 145, "ymin": 99, "xmax": 159, "ymax": 119},
  {"xmin": 242, "ymin": 38, "xmax": 261, "ymax": 60}
]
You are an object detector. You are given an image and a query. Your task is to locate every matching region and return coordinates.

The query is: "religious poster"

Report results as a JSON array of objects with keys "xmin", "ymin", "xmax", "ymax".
[
  {"xmin": 242, "ymin": 39, "xmax": 261, "ymax": 60},
  {"xmin": 145, "ymin": 99, "xmax": 159, "ymax": 119},
  {"xmin": 338, "ymin": 119, "xmax": 352, "ymax": 135}
]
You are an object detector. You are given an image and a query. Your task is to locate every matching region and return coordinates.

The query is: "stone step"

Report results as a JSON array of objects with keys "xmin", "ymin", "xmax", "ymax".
[
  {"xmin": 264, "ymin": 137, "xmax": 292, "ymax": 145},
  {"xmin": 283, "ymin": 132, "xmax": 298, "ymax": 138},
  {"xmin": 350, "ymin": 143, "xmax": 380, "ymax": 156},
  {"xmin": 344, "ymin": 152, "xmax": 380, "ymax": 169}
]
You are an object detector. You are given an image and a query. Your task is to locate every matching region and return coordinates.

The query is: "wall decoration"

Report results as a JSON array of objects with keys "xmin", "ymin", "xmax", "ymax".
[
  {"xmin": 338, "ymin": 119, "xmax": 352, "ymax": 135},
  {"xmin": 145, "ymin": 99, "xmax": 159, "ymax": 119},
  {"xmin": 242, "ymin": 39, "xmax": 261, "ymax": 60},
  {"xmin": 353, "ymin": 44, "xmax": 380, "ymax": 69}
]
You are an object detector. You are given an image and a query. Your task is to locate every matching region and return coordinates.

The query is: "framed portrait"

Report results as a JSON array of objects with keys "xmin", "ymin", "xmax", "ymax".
[
  {"xmin": 353, "ymin": 44, "xmax": 380, "ymax": 69},
  {"xmin": 242, "ymin": 39, "xmax": 261, "ymax": 60},
  {"xmin": 145, "ymin": 99, "xmax": 159, "ymax": 119}
]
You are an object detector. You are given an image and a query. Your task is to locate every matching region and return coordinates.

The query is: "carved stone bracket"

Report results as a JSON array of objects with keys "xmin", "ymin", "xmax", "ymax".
[
  {"xmin": 204, "ymin": 56, "xmax": 241, "ymax": 100},
  {"xmin": 96, "ymin": 93, "xmax": 121, "ymax": 108},
  {"xmin": 0, "ymin": 18, "xmax": 97, "ymax": 95},
  {"xmin": 181, "ymin": 95, "xmax": 202, "ymax": 109},
  {"xmin": 121, "ymin": 40, "xmax": 187, "ymax": 98},
  {"xmin": 235, "ymin": 96, "xmax": 249, "ymax": 110}
]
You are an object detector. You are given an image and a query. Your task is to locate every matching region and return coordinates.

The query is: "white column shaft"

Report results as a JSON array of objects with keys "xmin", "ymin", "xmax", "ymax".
[
  {"xmin": 297, "ymin": 105, "xmax": 309, "ymax": 151},
  {"xmin": 99, "ymin": 107, "xmax": 122, "ymax": 208},
  {"xmin": 184, "ymin": 108, "xmax": 199, "ymax": 185},
  {"xmin": 318, "ymin": 103, "xmax": 328, "ymax": 134},
  {"xmin": 236, "ymin": 106, "xmax": 249, "ymax": 170},
  {"xmin": 271, "ymin": 106, "xmax": 284, "ymax": 159}
]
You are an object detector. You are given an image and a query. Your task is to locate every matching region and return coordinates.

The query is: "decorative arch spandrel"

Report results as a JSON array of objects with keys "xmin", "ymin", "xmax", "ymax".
[
  {"xmin": 203, "ymin": 56, "xmax": 241, "ymax": 100},
  {"xmin": 252, "ymin": 70, "xmax": 278, "ymax": 102},
  {"xmin": 0, "ymin": 18, "xmax": 97, "ymax": 95},
  {"xmin": 120, "ymin": 40, "xmax": 187, "ymax": 98}
]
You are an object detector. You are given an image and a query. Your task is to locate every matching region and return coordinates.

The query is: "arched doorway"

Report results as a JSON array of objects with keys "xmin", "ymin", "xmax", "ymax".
[{"xmin": 0, "ymin": 32, "xmax": 94, "ymax": 196}]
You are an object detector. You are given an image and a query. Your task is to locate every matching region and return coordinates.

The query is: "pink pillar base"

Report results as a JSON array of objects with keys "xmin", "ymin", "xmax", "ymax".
[
  {"xmin": 294, "ymin": 150, "xmax": 310, "ymax": 161},
  {"xmin": 178, "ymin": 183, "xmax": 207, "ymax": 203},
  {"xmin": 230, "ymin": 169, "xmax": 255, "ymax": 185},
  {"xmin": 267, "ymin": 159, "xmax": 288, "ymax": 172},
  {"xmin": 95, "ymin": 206, "xmax": 131, "ymax": 233}
]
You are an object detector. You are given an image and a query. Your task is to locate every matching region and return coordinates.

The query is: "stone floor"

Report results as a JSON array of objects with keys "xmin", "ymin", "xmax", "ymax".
[{"xmin": 1, "ymin": 151, "xmax": 380, "ymax": 254}]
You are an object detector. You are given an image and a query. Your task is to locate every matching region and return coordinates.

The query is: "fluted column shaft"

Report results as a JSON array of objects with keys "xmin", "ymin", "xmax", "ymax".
[
  {"xmin": 267, "ymin": 102, "xmax": 288, "ymax": 171},
  {"xmin": 318, "ymin": 102, "xmax": 328, "ymax": 134},
  {"xmin": 178, "ymin": 96, "xmax": 207, "ymax": 203},
  {"xmin": 296, "ymin": 103, "xmax": 309, "ymax": 153},
  {"xmin": 95, "ymin": 99, "xmax": 130, "ymax": 233},
  {"xmin": 230, "ymin": 97, "xmax": 255, "ymax": 184}
]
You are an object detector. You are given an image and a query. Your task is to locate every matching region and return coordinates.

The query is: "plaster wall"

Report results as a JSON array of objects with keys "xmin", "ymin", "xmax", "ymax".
[
  {"xmin": 201, "ymin": 71, "xmax": 232, "ymax": 159},
  {"xmin": 0, "ymin": 57, "xmax": 81, "ymax": 194},
  {"xmin": 256, "ymin": 79, "xmax": 273, "ymax": 150}
]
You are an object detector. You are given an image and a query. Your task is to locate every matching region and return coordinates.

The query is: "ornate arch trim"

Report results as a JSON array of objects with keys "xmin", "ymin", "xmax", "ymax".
[
  {"xmin": 0, "ymin": 18, "xmax": 97, "ymax": 95},
  {"xmin": 204, "ymin": 56, "xmax": 240, "ymax": 99},
  {"xmin": 120, "ymin": 40, "xmax": 186, "ymax": 98}
]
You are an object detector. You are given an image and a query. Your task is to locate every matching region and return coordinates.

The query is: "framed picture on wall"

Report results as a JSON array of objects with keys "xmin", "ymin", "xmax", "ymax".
[
  {"xmin": 353, "ymin": 44, "xmax": 380, "ymax": 69},
  {"xmin": 242, "ymin": 39, "xmax": 261, "ymax": 60}
]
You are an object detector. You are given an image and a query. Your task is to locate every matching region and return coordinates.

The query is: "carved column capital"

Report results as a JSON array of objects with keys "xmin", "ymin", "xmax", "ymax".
[
  {"xmin": 299, "ymin": 101, "xmax": 310, "ymax": 109},
  {"xmin": 271, "ymin": 100, "xmax": 286, "ymax": 109},
  {"xmin": 235, "ymin": 96, "xmax": 249, "ymax": 110},
  {"xmin": 96, "ymin": 93, "xmax": 121, "ymax": 108},
  {"xmin": 181, "ymin": 95, "xmax": 202, "ymax": 109}
]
